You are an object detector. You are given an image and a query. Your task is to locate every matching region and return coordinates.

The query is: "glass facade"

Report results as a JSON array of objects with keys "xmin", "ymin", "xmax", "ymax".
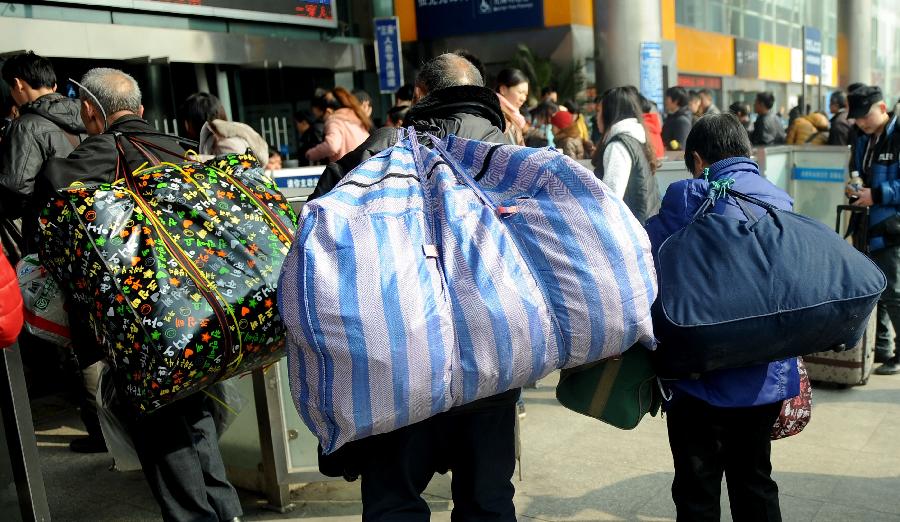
[
  {"xmin": 872, "ymin": 0, "xmax": 900, "ymax": 96},
  {"xmin": 676, "ymin": 0, "xmax": 838, "ymax": 55}
]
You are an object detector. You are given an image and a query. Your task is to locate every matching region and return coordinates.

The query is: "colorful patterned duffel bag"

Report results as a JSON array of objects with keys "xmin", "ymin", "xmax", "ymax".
[{"xmin": 40, "ymin": 151, "xmax": 295, "ymax": 413}]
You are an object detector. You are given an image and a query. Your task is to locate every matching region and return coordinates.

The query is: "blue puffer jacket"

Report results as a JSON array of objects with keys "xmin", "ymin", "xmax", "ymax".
[
  {"xmin": 854, "ymin": 114, "xmax": 900, "ymax": 252},
  {"xmin": 645, "ymin": 157, "xmax": 801, "ymax": 408}
]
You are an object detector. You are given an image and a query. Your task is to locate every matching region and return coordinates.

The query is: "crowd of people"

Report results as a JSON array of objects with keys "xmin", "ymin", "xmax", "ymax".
[{"xmin": 0, "ymin": 46, "xmax": 897, "ymax": 522}]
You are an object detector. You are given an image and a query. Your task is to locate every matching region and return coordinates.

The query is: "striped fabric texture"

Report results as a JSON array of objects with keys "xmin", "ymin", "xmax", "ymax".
[{"xmin": 278, "ymin": 133, "xmax": 657, "ymax": 454}]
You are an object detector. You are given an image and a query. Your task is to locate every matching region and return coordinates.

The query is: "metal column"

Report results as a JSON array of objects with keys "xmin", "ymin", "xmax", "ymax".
[
  {"xmin": 0, "ymin": 343, "xmax": 50, "ymax": 522},
  {"xmin": 592, "ymin": 0, "xmax": 662, "ymax": 93},
  {"xmin": 838, "ymin": 0, "xmax": 873, "ymax": 87}
]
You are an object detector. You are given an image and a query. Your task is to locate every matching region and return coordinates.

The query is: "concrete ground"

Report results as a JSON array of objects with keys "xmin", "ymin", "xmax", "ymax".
[{"xmin": 33, "ymin": 370, "xmax": 900, "ymax": 521}]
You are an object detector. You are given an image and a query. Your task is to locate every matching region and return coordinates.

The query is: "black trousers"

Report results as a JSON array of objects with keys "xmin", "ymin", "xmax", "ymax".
[
  {"xmin": 666, "ymin": 395, "xmax": 782, "ymax": 522},
  {"xmin": 116, "ymin": 390, "xmax": 242, "ymax": 522},
  {"xmin": 358, "ymin": 405, "xmax": 517, "ymax": 521}
]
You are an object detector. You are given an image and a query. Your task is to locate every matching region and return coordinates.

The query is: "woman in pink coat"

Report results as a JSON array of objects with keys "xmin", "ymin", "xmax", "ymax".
[{"xmin": 305, "ymin": 87, "xmax": 372, "ymax": 163}]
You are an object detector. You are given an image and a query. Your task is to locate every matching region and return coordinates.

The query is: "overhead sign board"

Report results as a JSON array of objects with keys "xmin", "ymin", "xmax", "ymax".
[
  {"xmin": 415, "ymin": 0, "xmax": 543, "ymax": 40},
  {"xmin": 734, "ymin": 38, "xmax": 759, "ymax": 78},
  {"xmin": 803, "ymin": 26, "xmax": 822, "ymax": 77},
  {"xmin": 374, "ymin": 17, "xmax": 403, "ymax": 94},
  {"xmin": 640, "ymin": 42, "xmax": 664, "ymax": 110},
  {"xmin": 53, "ymin": 0, "xmax": 338, "ymax": 28}
]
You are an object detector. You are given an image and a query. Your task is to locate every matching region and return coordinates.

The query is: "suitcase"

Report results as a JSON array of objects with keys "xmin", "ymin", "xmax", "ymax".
[{"xmin": 804, "ymin": 205, "xmax": 875, "ymax": 386}]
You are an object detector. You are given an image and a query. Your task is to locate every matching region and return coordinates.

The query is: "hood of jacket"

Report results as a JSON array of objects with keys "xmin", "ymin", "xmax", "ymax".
[
  {"xmin": 21, "ymin": 93, "xmax": 85, "ymax": 134},
  {"xmin": 406, "ymin": 85, "xmax": 507, "ymax": 136},
  {"xmin": 605, "ymin": 117, "xmax": 647, "ymax": 144},
  {"xmin": 642, "ymin": 112, "xmax": 662, "ymax": 135},
  {"xmin": 804, "ymin": 112, "xmax": 830, "ymax": 131},
  {"xmin": 201, "ymin": 119, "xmax": 269, "ymax": 164}
]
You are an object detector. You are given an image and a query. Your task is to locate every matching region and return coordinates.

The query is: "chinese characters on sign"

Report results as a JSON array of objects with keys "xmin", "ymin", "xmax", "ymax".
[
  {"xmin": 640, "ymin": 42, "xmax": 664, "ymax": 110},
  {"xmin": 415, "ymin": 0, "xmax": 543, "ymax": 39},
  {"xmin": 374, "ymin": 17, "xmax": 404, "ymax": 94}
]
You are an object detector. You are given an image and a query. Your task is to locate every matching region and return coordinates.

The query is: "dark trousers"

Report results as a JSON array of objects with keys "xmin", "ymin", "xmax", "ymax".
[
  {"xmin": 359, "ymin": 405, "xmax": 517, "ymax": 521},
  {"xmin": 873, "ymin": 246, "xmax": 900, "ymax": 362},
  {"xmin": 116, "ymin": 390, "xmax": 242, "ymax": 522},
  {"xmin": 666, "ymin": 395, "xmax": 782, "ymax": 522}
]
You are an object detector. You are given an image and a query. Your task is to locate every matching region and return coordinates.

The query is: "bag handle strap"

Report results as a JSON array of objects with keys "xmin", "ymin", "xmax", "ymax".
[
  {"xmin": 426, "ymin": 133, "xmax": 498, "ymax": 210},
  {"xmin": 691, "ymin": 180, "xmax": 779, "ymax": 224}
]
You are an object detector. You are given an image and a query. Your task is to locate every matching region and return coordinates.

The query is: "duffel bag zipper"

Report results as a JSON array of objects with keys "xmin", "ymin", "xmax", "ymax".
[
  {"xmin": 124, "ymin": 173, "xmax": 242, "ymax": 373},
  {"xmin": 211, "ymin": 165, "xmax": 295, "ymax": 243}
]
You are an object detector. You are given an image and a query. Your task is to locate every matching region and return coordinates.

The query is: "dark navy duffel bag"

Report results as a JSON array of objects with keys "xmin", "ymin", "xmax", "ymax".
[{"xmin": 653, "ymin": 188, "xmax": 886, "ymax": 376}]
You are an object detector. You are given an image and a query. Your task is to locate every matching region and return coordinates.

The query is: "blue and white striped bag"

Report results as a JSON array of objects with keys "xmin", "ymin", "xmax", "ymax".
[{"xmin": 278, "ymin": 132, "xmax": 657, "ymax": 453}]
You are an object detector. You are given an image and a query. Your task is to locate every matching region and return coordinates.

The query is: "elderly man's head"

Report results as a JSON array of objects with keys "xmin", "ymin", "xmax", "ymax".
[
  {"xmin": 414, "ymin": 53, "xmax": 484, "ymax": 102},
  {"xmin": 77, "ymin": 67, "xmax": 142, "ymax": 135}
]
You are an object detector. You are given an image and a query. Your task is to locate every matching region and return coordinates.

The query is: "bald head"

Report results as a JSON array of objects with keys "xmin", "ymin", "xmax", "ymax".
[
  {"xmin": 79, "ymin": 67, "xmax": 142, "ymax": 118},
  {"xmin": 415, "ymin": 53, "xmax": 484, "ymax": 97}
]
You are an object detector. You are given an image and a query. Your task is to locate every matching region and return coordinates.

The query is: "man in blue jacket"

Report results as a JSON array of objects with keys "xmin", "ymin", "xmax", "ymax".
[
  {"xmin": 845, "ymin": 85, "xmax": 900, "ymax": 374},
  {"xmin": 645, "ymin": 113, "xmax": 800, "ymax": 521}
]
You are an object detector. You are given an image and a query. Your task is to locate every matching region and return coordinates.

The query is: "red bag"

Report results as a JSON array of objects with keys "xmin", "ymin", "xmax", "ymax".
[{"xmin": 771, "ymin": 358, "xmax": 811, "ymax": 440}]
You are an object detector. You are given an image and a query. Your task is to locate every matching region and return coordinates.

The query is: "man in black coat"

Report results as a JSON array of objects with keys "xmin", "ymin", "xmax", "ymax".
[
  {"xmin": 750, "ymin": 91, "xmax": 786, "ymax": 146},
  {"xmin": 661, "ymin": 86, "xmax": 693, "ymax": 151},
  {"xmin": 41, "ymin": 68, "xmax": 244, "ymax": 522},
  {"xmin": 827, "ymin": 91, "xmax": 852, "ymax": 146},
  {"xmin": 0, "ymin": 52, "xmax": 86, "ymax": 262},
  {"xmin": 313, "ymin": 53, "xmax": 519, "ymax": 521}
]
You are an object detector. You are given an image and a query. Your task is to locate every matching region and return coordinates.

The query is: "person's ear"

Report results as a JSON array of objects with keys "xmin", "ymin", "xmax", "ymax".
[
  {"xmin": 12, "ymin": 78, "xmax": 23, "ymax": 93},
  {"xmin": 692, "ymin": 151, "xmax": 705, "ymax": 177},
  {"xmin": 413, "ymin": 85, "xmax": 425, "ymax": 103},
  {"xmin": 880, "ymin": 101, "xmax": 888, "ymax": 114},
  {"xmin": 137, "ymin": 105, "xmax": 144, "ymax": 118}
]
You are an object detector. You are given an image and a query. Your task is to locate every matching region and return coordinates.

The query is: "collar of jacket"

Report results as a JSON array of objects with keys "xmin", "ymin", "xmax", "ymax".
[
  {"xmin": 106, "ymin": 114, "xmax": 151, "ymax": 132},
  {"xmin": 707, "ymin": 156, "xmax": 760, "ymax": 180},
  {"xmin": 406, "ymin": 85, "xmax": 506, "ymax": 133}
]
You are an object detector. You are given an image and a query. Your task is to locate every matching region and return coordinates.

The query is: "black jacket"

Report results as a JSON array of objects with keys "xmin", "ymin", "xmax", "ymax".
[
  {"xmin": 828, "ymin": 109, "xmax": 852, "ymax": 146},
  {"xmin": 310, "ymin": 85, "xmax": 509, "ymax": 200},
  {"xmin": 750, "ymin": 111, "xmax": 786, "ymax": 146},
  {"xmin": 0, "ymin": 93, "xmax": 85, "ymax": 260},
  {"xmin": 661, "ymin": 106, "xmax": 693, "ymax": 151},
  {"xmin": 40, "ymin": 115, "xmax": 189, "ymax": 368},
  {"xmin": 298, "ymin": 120, "xmax": 325, "ymax": 166}
]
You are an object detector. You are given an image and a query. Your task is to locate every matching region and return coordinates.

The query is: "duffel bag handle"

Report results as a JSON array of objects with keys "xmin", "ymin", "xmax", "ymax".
[
  {"xmin": 691, "ymin": 183, "xmax": 781, "ymax": 225},
  {"xmin": 425, "ymin": 133, "xmax": 498, "ymax": 211}
]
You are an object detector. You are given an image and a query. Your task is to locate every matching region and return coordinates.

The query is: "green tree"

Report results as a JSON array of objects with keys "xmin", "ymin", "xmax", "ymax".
[{"xmin": 508, "ymin": 44, "xmax": 586, "ymax": 106}]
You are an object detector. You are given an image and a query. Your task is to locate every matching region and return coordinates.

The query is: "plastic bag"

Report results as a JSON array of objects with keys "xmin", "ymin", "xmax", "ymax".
[
  {"xmin": 15, "ymin": 254, "xmax": 70, "ymax": 347},
  {"xmin": 95, "ymin": 361, "xmax": 141, "ymax": 471}
]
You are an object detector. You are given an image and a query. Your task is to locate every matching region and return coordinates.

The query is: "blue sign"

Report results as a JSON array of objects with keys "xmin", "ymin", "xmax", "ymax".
[
  {"xmin": 792, "ymin": 166, "xmax": 844, "ymax": 183},
  {"xmin": 374, "ymin": 17, "xmax": 404, "ymax": 94},
  {"xmin": 803, "ymin": 26, "xmax": 822, "ymax": 77},
  {"xmin": 640, "ymin": 42, "xmax": 664, "ymax": 110},
  {"xmin": 415, "ymin": 0, "xmax": 543, "ymax": 40}
]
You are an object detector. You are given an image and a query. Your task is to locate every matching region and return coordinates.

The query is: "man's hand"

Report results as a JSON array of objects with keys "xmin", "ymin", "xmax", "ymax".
[{"xmin": 852, "ymin": 187, "xmax": 874, "ymax": 207}]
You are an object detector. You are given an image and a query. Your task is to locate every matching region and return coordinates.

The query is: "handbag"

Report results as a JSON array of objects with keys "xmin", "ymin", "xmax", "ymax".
[
  {"xmin": 771, "ymin": 358, "xmax": 812, "ymax": 440},
  {"xmin": 556, "ymin": 345, "xmax": 662, "ymax": 430},
  {"xmin": 653, "ymin": 185, "xmax": 885, "ymax": 376},
  {"xmin": 16, "ymin": 254, "xmax": 70, "ymax": 347},
  {"xmin": 40, "ymin": 149, "xmax": 296, "ymax": 413},
  {"xmin": 280, "ymin": 130, "xmax": 657, "ymax": 454}
]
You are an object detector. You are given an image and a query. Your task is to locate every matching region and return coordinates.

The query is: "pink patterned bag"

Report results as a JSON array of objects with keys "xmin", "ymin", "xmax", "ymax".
[{"xmin": 771, "ymin": 358, "xmax": 811, "ymax": 440}]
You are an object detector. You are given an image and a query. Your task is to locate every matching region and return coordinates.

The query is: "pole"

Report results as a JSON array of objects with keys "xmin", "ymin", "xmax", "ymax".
[{"xmin": 801, "ymin": 26, "xmax": 807, "ymax": 116}]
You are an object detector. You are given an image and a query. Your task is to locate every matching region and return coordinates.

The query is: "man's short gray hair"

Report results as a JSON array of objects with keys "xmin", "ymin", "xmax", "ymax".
[
  {"xmin": 416, "ymin": 53, "xmax": 484, "ymax": 94},
  {"xmin": 79, "ymin": 67, "xmax": 142, "ymax": 116}
]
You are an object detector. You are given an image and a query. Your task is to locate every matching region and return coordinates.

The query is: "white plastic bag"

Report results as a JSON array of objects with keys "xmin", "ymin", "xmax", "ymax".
[
  {"xmin": 94, "ymin": 361, "xmax": 141, "ymax": 472},
  {"xmin": 16, "ymin": 254, "xmax": 70, "ymax": 347}
]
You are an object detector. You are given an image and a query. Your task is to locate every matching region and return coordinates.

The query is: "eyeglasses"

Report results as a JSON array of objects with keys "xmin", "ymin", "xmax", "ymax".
[{"xmin": 68, "ymin": 77, "xmax": 108, "ymax": 131}]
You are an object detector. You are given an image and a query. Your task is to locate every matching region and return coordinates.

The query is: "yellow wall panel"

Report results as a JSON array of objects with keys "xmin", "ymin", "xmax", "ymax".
[
  {"xmin": 394, "ymin": 0, "xmax": 416, "ymax": 42},
  {"xmin": 675, "ymin": 25, "xmax": 734, "ymax": 76},
  {"xmin": 661, "ymin": 0, "xmax": 676, "ymax": 40},
  {"xmin": 545, "ymin": 0, "xmax": 572, "ymax": 27},
  {"xmin": 758, "ymin": 42, "xmax": 792, "ymax": 83},
  {"xmin": 569, "ymin": 0, "xmax": 593, "ymax": 26}
]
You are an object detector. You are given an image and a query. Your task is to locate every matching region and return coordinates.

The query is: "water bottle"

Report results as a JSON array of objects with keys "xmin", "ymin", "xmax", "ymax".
[{"xmin": 847, "ymin": 171, "xmax": 863, "ymax": 202}]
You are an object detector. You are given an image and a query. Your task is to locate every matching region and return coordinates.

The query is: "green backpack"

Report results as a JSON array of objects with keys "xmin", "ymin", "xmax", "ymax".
[{"xmin": 556, "ymin": 345, "xmax": 663, "ymax": 429}]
